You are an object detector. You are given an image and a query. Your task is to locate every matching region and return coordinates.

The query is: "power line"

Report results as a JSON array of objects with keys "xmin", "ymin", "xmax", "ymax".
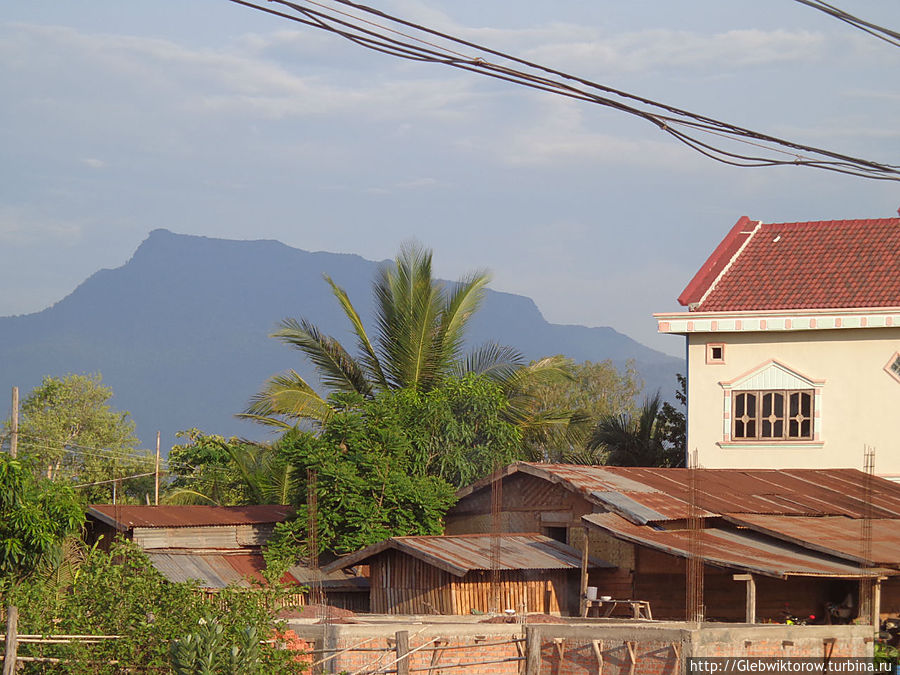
[
  {"xmin": 223, "ymin": 0, "xmax": 900, "ymax": 180},
  {"xmin": 790, "ymin": 0, "xmax": 900, "ymax": 48}
]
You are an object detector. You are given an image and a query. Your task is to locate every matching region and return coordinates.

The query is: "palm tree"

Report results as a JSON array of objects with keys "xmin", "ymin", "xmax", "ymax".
[
  {"xmin": 586, "ymin": 393, "xmax": 677, "ymax": 467},
  {"xmin": 241, "ymin": 243, "xmax": 571, "ymax": 433}
]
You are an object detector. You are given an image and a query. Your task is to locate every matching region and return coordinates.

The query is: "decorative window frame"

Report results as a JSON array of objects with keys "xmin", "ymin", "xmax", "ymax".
[
  {"xmin": 885, "ymin": 352, "xmax": 900, "ymax": 384},
  {"xmin": 718, "ymin": 360, "xmax": 824, "ymax": 447},
  {"xmin": 706, "ymin": 343, "xmax": 726, "ymax": 365}
]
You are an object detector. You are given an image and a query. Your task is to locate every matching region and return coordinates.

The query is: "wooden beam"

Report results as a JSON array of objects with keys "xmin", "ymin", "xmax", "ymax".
[
  {"xmin": 525, "ymin": 626, "xmax": 541, "ymax": 675},
  {"xmin": 580, "ymin": 526, "xmax": 589, "ymax": 618},
  {"xmin": 591, "ymin": 639, "xmax": 604, "ymax": 675},
  {"xmin": 2, "ymin": 606, "xmax": 18, "ymax": 675},
  {"xmin": 395, "ymin": 630, "xmax": 410, "ymax": 675},
  {"xmin": 733, "ymin": 574, "xmax": 756, "ymax": 624},
  {"xmin": 872, "ymin": 579, "xmax": 882, "ymax": 626}
]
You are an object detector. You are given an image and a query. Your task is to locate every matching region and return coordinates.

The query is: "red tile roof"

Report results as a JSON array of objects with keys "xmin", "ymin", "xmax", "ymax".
[
  {"xmin": 87, "ymin": 504, "xmax": 293, "ymax": 530},
  {"xmin": 678, "ymin": 217, "xmax": 900, "ymax": 311}
]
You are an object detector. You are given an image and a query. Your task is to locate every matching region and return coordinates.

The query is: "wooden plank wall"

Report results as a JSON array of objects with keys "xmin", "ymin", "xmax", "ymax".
[
  {"xmin": 369, "ymin": 550, "xmax": 454, "ymax": 614},
  {"xmin": 368, "ymin": 550, "xmax": 574, "ymax": 615},
  {"xmin": 450, "ymin": 570, "xmax": 570, "ymax": 616},
  {"xmin": 445, "ymin": 473, "xmax": 593, "ymax": 537}
]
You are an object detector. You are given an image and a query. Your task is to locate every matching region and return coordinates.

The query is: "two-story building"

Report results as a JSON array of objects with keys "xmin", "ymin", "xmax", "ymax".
[{"xmin": 655, "ymin": 215, "xmax": 900, "ymax": 478}]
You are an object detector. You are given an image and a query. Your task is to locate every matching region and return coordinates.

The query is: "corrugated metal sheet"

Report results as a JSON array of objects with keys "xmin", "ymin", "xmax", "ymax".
[
  {"xmin": 145, "ymin": 550, "xmax": 260, "ymax": 588},
  {"xmin": 724, "ymin": 514, "xmax": 900, "ymax": 568},
  {"xmin": 324, "ymin": 534, "xmax": 613, "ymax": 578},
  {"xmin": 465, "ymin": 463, "xmax": 900, "ymax": 524},
  {"xmin": 582, "ymin": 512, "xmax": 893, "ymax": 579},
  {"xmin": 88, "ymin": 505, "xmax": 293, "ymax": 530}
]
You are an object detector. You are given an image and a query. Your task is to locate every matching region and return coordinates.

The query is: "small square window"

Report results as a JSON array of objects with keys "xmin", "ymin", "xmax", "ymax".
[
  {"xmin": 886, "ymin": 353, "xmax": 900, "ymax": 384},
  {"xmin": 706, "ymin": 343, "xmax": 725, "ymax": 364}
]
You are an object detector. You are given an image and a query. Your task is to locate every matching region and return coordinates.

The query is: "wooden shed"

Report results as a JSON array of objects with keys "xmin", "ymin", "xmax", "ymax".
[
  {"xmin": 322, "ymin": 533, "xmax": 612, "ymax": 616},
  {"xmin": 84, "ymin": 504, "xmax": 370, "ymax": 609}
]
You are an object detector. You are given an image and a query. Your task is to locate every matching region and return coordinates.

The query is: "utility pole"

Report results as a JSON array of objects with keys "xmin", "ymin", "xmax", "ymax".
[
  {"xmin": 10, "ymin": 387, "xmax": 18, "ymax": 458},
  {"xmin": 154, "ymin": 431, "xmax": 161, "ymax": 505}
]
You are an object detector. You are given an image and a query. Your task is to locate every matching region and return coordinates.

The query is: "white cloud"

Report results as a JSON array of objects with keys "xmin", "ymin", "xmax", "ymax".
[
  {"xmin": 0, "ymin": 205, "xmax": 83, "ymax": 245},
  {"xmin": 81, "ymin": 157, "xmax": 106, "ymax": 169}
]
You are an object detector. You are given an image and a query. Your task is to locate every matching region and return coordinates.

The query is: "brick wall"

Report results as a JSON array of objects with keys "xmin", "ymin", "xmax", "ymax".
[{"xmin": 286, "ymin": 621, "xmax": 872, "ymax": 675}]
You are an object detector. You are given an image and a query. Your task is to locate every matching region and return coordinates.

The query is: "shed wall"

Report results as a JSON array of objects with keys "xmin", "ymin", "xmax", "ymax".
[{"xmin": 367, "ymin": 549, "xmax": 575, "ymax": 615}]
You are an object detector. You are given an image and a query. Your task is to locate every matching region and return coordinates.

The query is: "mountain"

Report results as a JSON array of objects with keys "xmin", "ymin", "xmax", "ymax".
[{"xmin": 0, "ymin": 229, "xmax": 683, "ymax": 451}]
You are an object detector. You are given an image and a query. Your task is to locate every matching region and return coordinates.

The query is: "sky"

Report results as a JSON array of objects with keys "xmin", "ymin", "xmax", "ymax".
[{"xmin": 2, "ymin": 0, "xmax": 899, "ymax": 356}]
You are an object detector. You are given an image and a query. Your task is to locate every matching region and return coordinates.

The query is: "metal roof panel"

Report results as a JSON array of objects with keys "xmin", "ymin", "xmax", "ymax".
[{"xmin": 582, "ymin": 512, "xmax": 892, "ymax": 579}]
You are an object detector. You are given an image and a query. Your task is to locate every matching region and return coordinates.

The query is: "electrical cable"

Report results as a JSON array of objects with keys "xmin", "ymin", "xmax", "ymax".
[
  {"xmin": 790, "ymin": 0, "xmax": 900, "ymax": 48},
  {"xmin": 222, "ymin": 0, "xmax": 900, "ymax": 180}
]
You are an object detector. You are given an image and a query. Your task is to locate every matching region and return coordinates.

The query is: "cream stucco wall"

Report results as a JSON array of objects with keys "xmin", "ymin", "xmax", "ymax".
[{"xmin": 685, "ymin": 327, "xmax": 900, "ymax": 477}]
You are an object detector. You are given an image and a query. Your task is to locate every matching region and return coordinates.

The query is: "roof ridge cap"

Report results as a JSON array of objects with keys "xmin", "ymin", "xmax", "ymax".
[{"xmin": 695, "ymin": 220, "xmax": 762, "ymax": 310}]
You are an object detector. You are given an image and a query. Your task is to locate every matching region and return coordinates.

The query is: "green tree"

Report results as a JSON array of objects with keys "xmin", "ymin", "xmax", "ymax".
[
  {"xmin": 266, "ymin": 376, "xmax": 520, "ymax": 561},
  {"xmin": 517, "ymin": 358, "xmax": 643, "ymax": 460},
  {"xmin": 586, "ymin": 393, "xmax": 679, "ymax": 467},
  {"xmin": 0, "ymin": 453, "xmax": 84, "ymax": 585},
  {"xmin": 10, "ymin": 374, "xmax": 152, "ymax": 502},
  {"xmin": 241, "ymin": 243, "xmax": 572, "ymax": 439},
  {"xmin": 166, "ymin": 430, "xmax": 295, "ymax": 506},
  {"xmin": 656, "ymin": 374, "xmax": 686, "ymax": 467},
  {"xmin": 7, "ymin": 539, "xmax": 304, "ymax": 674}
]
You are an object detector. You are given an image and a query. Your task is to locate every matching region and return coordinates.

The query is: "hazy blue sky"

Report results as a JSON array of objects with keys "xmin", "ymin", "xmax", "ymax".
[{"xmin": 2, "ymin": 1, "xmax": 898, "ymax": 355}]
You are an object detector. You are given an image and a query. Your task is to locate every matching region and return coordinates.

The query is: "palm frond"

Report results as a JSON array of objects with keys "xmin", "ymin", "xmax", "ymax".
[
  {"xmin": 455, "ymin": 342, "xmax": 524, "ymax": 382},
  {"xmin": 164, "ymin": 488, "xmax": 220, "ymax": 505},
  {"xmin": 374, "ymin": 242, "xmax": 444, "ymax": 389},
  {"xmin": 437, "ymin": 272, "xmax": 490, "ymax": 370},
  {"xmin": 272, "ymin": 318, "xmax": 373, "ymax": 396},
  {"xmin": 240, "ymin": 370, "xmax": 335, "ymax": 427},
  {"xmin": 324, "ymin": 274, "xmax": 389, "ymax": 392}
]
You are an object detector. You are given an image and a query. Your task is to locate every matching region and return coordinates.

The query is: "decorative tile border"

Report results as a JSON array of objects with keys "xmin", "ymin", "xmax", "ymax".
[{"xmin": 655, "ymin": 308, "xmax": 900, "ymax": 334}]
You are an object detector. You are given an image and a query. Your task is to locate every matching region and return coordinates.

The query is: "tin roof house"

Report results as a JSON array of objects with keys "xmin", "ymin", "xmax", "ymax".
[{"xmin": 447, "ymin": 463, "xmax": 900, "ymax": 622}]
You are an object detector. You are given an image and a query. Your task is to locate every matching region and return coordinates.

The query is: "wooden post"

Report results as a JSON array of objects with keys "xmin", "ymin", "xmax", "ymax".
[
  {"xmin": 154, "ymin": 431, "xmax": 161, "ymax": 506},
  {"xmin": 2, "ymin": 605, "xmax": 18, "ymax": 675},
  {"xmin": 579, "ymin": 526, "xmax": 589, "ymax": 618},
  {"xmin": 733, "ymin": 574, "xmax": 756, "ymax": 624},
  {"xmin": 9, "ymin": 387, "xmax": 18, "ymax": 458},
  {"xmin": 872, "ymin": 579, "xmax": 882, "ymax": 626},
  {"xmin": 395, "ymin": 630, "xmax": 410, "ymax": 675},
  {"xmin": 525, "ymin": 626, "xmax": 541, "ymax": 675}
]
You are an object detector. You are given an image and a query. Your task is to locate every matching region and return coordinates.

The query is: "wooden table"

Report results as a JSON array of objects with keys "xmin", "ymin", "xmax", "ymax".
[{"xmin": 582, "ymin": 599, "xmax": 652, "ymax": 619}]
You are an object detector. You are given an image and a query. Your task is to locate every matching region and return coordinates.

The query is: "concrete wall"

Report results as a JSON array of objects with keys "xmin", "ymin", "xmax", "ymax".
[{"xmin": 686, "ymin": 327, "xmax": 900, "ymax": 476}]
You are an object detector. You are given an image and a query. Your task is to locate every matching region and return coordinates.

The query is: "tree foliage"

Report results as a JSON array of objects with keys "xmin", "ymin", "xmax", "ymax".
[
  {"xmin": 6, "ymin": 538, "xmax": 304, "ymax": 674},
  {"xmin": 167, "ymin": 430, "xmax": 294, "ymax": 506},
  {"xmin": 657, "ymin": 373, "xmax": 686, "ymax": 465},
  {"xmin": 10, "ymin": 373, "xmax": 152, "ymax": 502},
  {"xmin": 0, "ymin": 453, "xmax": 84, "ymax": 584},
  {"xmin": 517, "ymin": 358, "xmax": 643, "ymax": 460},
  {"xmin": 585, "ymin": 377, "xmax": 685, "ymax": 468},
  {"xmin": 264, "ymin": 374, "xmax": 521, "ymax": 563}
]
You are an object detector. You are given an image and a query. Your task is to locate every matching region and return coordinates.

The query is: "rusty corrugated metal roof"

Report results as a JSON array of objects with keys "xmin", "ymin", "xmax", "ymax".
[
  {"xmin": 144, "ymin": 550, "xmax": 369, "ymax": 590},
  {"xmin": 582, "ymin": 512, "xmax": 893, "ymax": 579},
  {"xmin": 88, "ymin": 504, "xmax": 293, "ymax": 530},
  {"xmin": 145, "ymin": 550, "xmax": 265, "ymax": 587},
  {"xmin": 324, "ymin": 534, "xmax": 613, "ymax": 578},
  {"xmin": 724, "ymin": 514, "xmax": 900, "ymax": 568},
  {"xmin": 457, "ymin": 463, "xmax": 900, "ymax": 525}
]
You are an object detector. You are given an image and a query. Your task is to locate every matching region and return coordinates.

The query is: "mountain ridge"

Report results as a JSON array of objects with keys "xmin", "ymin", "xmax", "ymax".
[{"xmin": 0, "ymin": 229, "xmax": 682, "ymax": 451}]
